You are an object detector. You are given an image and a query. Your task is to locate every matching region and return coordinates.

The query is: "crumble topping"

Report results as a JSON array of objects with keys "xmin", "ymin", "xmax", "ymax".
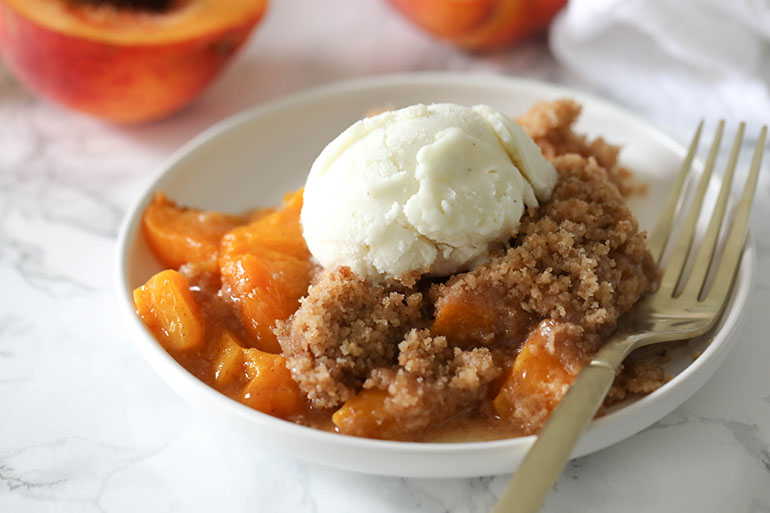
[
  {"xmin": 275, "ymin": 267, "xmax": 425, "ymax": 408},
  {"xmin": 275, "ymin": 99, "xmax": 661, "ymax": 439}
]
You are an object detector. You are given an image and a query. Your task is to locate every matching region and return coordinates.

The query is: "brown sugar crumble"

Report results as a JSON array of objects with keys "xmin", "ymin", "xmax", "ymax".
[
  {"xmin": 516, "ymin": 99, "xmax": 648, "ymax": 197},
  {"xmin": 334, "ymin": 329, "xmax": 500, "ymax": 439},
  {"xmin": 274, "ymin": 99, "xmax": 664, "ymax": 440},
  {"xmin": 275, "ymin": 267, "xmax": 426, "ymax": 409}
]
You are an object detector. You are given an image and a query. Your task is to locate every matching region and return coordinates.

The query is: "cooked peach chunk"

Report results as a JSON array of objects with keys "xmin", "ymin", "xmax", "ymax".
[
  {"xmin": 332, "ymin": 389, "xmax": 396, "ymax": 439},
  {"xmin": 133, "ymin": 269, "xmax": 205, "ymax": 352},
  {"xmin": 493, "ymin": 319, "xmax": 583, "ymax": 433},
  {"xmin": 218, "ymin": 189, "xmax": 311, "ymax": 353},
  {"xmin": 432, "ymin": 297, "xmax": 498, "ymax": 346},
  {"xmin": 220, "ymin": 252, "xmax": 311, "ymax": 353},
  {"xmin": 212, "ymin": 330, "xmax": 246, "ymax": 387},
  {"xmin": 433, "ymin": 289, "xmax": 530, "ymax": 347},
  {"xmin": 240, "ymin": 348, "xmax": 304, "ymax": 418},
  {"xmin": 219, "ymin": 189, "xmax": 309, "ymax": 261},
  {"xmin": 142, "ymin": 192, "xmax": 245, "ymax": 269}
]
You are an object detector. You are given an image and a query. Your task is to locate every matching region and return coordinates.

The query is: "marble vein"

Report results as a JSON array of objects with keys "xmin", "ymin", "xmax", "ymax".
[
  {"xmin": 0, "ymin": 463, "xmax": 68, "ymax": 492},
  {"xmin": 0, "ymin": 436, "xmax": 173, "ymax": 512},
  {"xmin": 646, "ymin": 412, "xmax": 770, "ymax": 477}
]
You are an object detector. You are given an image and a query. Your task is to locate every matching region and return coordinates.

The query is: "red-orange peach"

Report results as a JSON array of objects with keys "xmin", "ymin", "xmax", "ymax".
[
  {"xmin": 0, "ymin": 0, "xmax": 267, "ymax": 123},
  {"xmin": 387, "ymin": 0, "xmax": 567, "ymax": 51}
]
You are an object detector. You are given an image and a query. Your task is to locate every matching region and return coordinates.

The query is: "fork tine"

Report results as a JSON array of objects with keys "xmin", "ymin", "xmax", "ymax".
[
  {"xmin": 704, "ymin": 125, "xmax": 767, "ymax": 305},
  {"xmin": 647, "ymin": 121, "xmax": 704, "ymax": 265},
  {"xmin": 681, "ymin": 123, "xmax": 745, "ymax": 299},
  {"xmin": 658, "ymin": 121, "xmax": 725, "ymax": 296}
]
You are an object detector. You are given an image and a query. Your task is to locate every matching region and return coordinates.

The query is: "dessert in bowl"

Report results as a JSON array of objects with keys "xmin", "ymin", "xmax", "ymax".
[{"xmin": 116, "ymin": 74, "xmax": 753, "ymax": 476}]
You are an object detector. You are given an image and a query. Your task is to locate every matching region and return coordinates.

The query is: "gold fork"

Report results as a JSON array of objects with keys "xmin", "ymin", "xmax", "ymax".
[{"xmin": 491, "ymin": 122, "xmax": 768, "ymax": 513}]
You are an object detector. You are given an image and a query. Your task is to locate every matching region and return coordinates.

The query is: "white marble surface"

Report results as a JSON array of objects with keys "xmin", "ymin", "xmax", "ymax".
[{"xmin": 1, "ymin": 1, "xmax": 769, "ymax": 511}]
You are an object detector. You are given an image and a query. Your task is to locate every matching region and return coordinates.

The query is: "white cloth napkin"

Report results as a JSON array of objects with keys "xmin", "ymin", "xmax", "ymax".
[{"xmin": 549, "ymin": 0, "xmax": 770, "ymax": 134}]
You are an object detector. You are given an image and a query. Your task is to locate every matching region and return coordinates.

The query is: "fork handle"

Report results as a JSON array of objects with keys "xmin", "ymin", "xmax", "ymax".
[{"xmin": 491, "ymin": 333, "xmax": 642, "ymax": 513}]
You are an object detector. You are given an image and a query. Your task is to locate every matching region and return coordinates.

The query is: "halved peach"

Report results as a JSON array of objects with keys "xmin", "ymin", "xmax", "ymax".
[
  {"xmin": 0, "ymin": 0, "xmax": 267, "ymax": 122},
  {"xmin": 389, "ymin": 0, "xmax": 494, "ymax": 38}
]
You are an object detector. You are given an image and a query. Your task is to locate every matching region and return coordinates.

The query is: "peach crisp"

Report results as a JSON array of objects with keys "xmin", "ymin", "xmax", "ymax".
[{"xmin": 133, "ymin": 100, "xmax": 666, "ymax": 441}]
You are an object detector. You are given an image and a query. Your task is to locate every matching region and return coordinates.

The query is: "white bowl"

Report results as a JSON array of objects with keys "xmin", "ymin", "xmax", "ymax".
[{"xmin": 116, "ymin": 73, "xmax": 754, "ymax": 478}]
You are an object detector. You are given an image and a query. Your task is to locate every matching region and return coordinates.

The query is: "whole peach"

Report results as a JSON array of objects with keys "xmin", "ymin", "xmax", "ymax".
[{"xmin": 387, "ymin": 0, "xmax": 567, "ymax": 51}]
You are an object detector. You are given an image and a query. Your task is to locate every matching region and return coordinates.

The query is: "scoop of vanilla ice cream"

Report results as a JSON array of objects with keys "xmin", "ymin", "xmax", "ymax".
[{"xmin": 301, "ymin": 103, "xmax": 557, "ymax": 279}]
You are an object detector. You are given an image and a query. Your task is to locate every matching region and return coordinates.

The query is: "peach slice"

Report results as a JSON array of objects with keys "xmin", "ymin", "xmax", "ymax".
[
  {"xmin": 240, "ymin": 348, "xmax": 304, "ymax": 418},
  {"xmin": 432, "ymin": 284, "xmax": 531, "ymax": 347},
  {"xmin": 219, "ymin": 189, "xmax": 311, "ymax": 353},
  {"xmin": 142, "ymin": 193, "xmax": 246, "ymax": 269},
  {"xmin": 332, "ymin": 389, "xmax": 397, "ymax": 439},
  {"xmin": 219, "ymin": 190, "xmax": 309, "ymax": 262},
  {"xmin": 133, "ymin": 269, "xmax": 205, "ymax": 352},
  {"xmin": 220, "ymin": 252, "xmax": 311, "ymax": 354},
  {"xmin": 211, "ymin": 329, "xmax": 247, "ymax": 388},
  {"xmin": 433, "ymin": 296, "xmax": 499, "ymax": 347},
  {"xmin": 493, "ymin": 319, "xmax": 583, "ymax": 433},
  {"xmin": 209, "ymin": 329, "xmax": 305, "ymax": 418},
  {"xmin": 0, "ymin": 0, "xmax": 267, "ymax": 123}
]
